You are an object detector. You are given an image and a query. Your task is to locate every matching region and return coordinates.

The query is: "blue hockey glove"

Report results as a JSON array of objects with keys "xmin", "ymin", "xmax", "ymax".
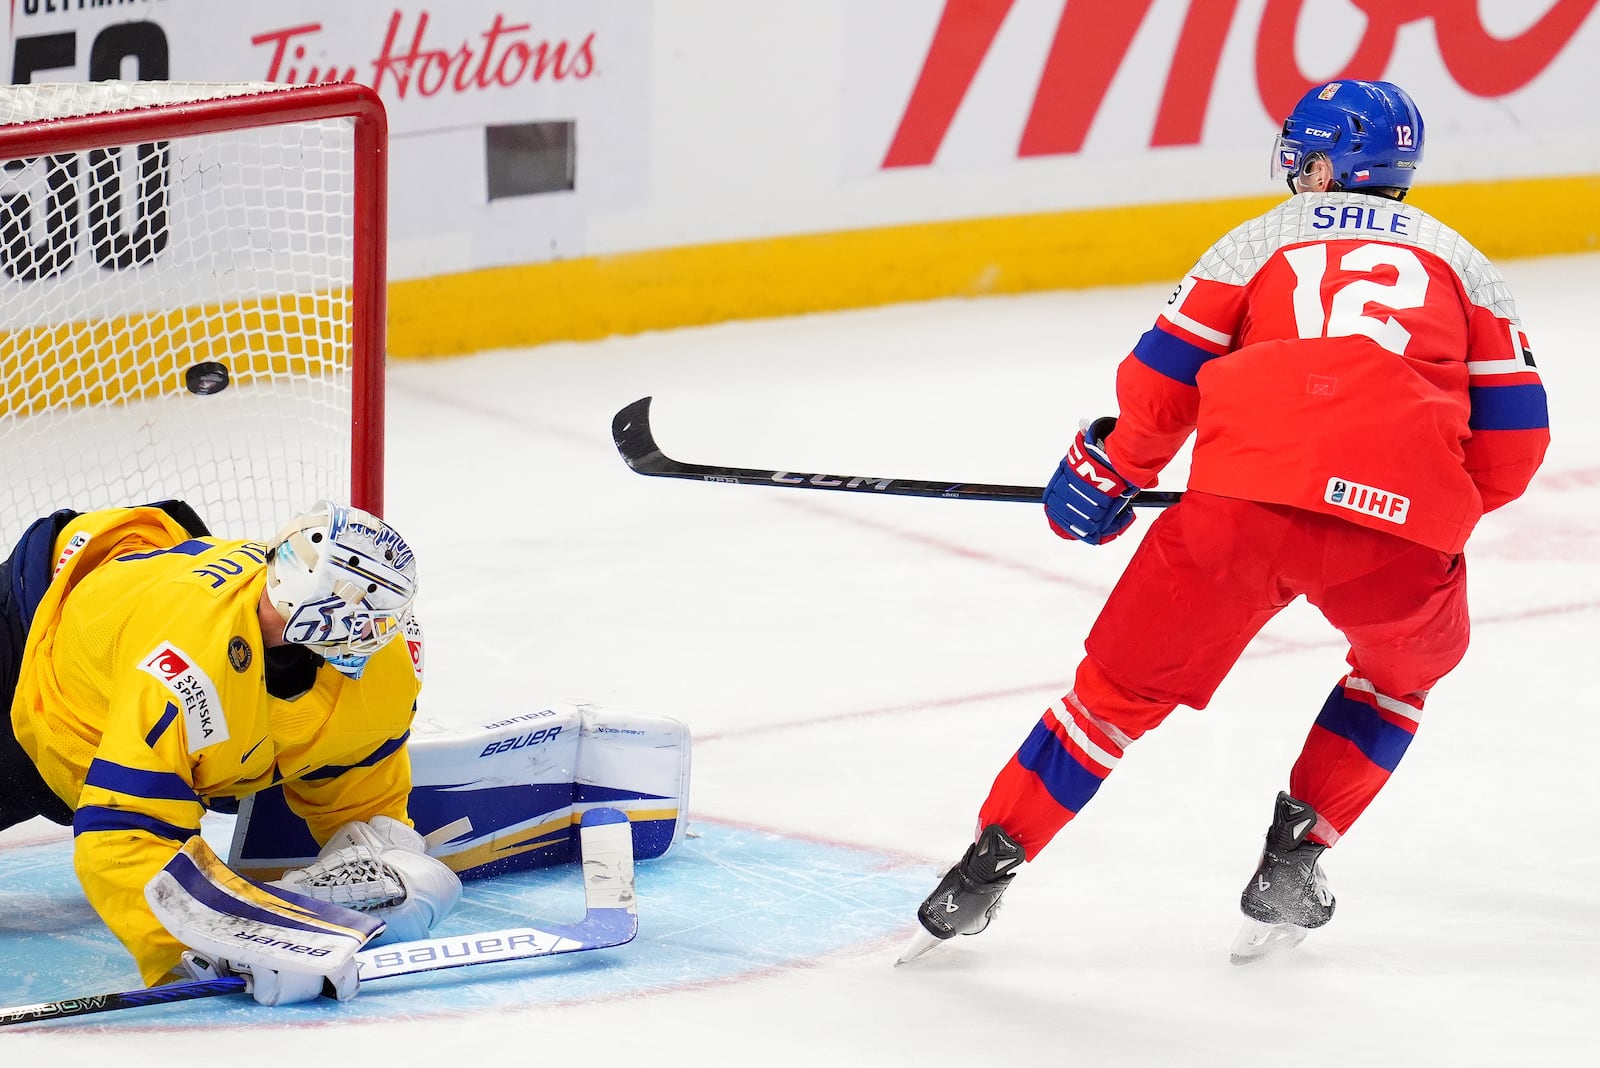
[{"xmin": 1043, "ymin": 416, "xmax": 1139, "ymax": 545}]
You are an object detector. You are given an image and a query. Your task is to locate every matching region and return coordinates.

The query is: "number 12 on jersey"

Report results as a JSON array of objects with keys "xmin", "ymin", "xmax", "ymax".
[{"xmin": 1282, "ymin": 242, "xmax": 1428, "ymax": 357}]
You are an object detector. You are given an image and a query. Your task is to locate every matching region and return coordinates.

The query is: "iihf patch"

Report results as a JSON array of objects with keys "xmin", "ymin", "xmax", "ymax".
[
  {"xmin": 228, "ymin": 636, "xmax": 253, "ymax": 673},
  {"xmin": 1319, "ymin": 83, "xmax": 1340, "ymax": 100},
  {"xmin": 1325, "ymin": 477, "xmax": 1408, "ymax": 524}
]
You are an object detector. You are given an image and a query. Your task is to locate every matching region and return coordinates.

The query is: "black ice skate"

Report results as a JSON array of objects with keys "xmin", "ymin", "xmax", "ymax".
[
  {"xmin": 896, "ymin": 824, "xmax": 1025, "ymax": 965},
  {"xmin": 1230, "ymin": 791, "xmax": 1336, "ymax": 965}
]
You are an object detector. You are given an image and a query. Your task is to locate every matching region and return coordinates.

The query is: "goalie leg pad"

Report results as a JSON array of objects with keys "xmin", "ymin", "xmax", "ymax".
[
  {"xmin": 228, "ymin": 704, "xmax": 692, "ymax": 881},
  {"xmin": 146, "ymin": 837, "xmax": 381, "ymax": 980}
]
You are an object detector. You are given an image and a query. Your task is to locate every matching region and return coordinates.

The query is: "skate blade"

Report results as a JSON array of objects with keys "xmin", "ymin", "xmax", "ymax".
[
  {"xmin": 894, "ymin": 927, "xmax": 948, "ymax": 966},
  {"xmin": 1229, "ymin": 918, "xmax": 1309, "ymax": 965}
]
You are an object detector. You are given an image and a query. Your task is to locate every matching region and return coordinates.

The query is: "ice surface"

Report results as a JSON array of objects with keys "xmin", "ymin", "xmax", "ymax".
[{"xmin": 3, "ymin": 252, "xmax": 1596, "ymax": 1065}]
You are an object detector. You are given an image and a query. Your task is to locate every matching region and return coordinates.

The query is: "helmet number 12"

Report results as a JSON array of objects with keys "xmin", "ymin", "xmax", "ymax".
[{"xmin": 1282, "ymin": 242, "xmax": 1428, "ymax": 357}]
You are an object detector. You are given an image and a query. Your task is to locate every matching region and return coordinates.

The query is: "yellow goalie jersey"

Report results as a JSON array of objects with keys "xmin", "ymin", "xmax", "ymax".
[{"xmin": 10, "ymin": 506, "xmax": 424, "ymax": 985}]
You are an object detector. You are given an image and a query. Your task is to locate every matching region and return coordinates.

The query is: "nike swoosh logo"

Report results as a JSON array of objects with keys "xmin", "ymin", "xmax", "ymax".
[{"xmin": 241, "ymin": 737, "xmax": 269, "ymax": 763}]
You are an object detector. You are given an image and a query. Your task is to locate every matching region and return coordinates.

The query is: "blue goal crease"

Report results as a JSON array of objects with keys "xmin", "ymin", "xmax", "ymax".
[{"xmin": 0, "ymin": 819, "xmax": 931, "ymax": 1027}]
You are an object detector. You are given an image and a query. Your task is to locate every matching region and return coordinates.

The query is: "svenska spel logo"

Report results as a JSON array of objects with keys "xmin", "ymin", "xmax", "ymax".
[{"xmin": 140, "ymin": 642, "xmax": 231, "ymax": 751}]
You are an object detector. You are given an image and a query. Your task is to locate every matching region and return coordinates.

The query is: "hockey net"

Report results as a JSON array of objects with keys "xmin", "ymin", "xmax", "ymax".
[{"xmin": 0, "ymin": 81, "xmax": 387, "ymax": 552}]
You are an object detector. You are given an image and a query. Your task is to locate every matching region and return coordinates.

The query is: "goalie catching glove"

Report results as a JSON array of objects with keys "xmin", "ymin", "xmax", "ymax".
[{"xmin": 272, "ymin": 815, "xmax": 463, "ymax": 944}]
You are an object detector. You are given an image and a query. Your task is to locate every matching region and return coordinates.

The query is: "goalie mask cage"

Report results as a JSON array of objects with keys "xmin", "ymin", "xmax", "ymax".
[{"xmin": 0, "ymin": 81, "xmax": 387, "ymax": 552}]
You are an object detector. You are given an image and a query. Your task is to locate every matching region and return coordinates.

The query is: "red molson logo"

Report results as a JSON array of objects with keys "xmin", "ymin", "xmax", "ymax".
[
  {"xmin": 884, "ymin": 0, "xmax": 1595, "ymax": 166},
  {"xmin": 252, "ymin": 11, "xmax": 596, "ymax": 98}
]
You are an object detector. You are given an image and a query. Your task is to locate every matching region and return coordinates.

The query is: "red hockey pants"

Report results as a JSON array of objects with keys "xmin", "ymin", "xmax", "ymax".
[{"xmin": 980, "ymin": 491, "xmax": 1470, "ymax": 859}]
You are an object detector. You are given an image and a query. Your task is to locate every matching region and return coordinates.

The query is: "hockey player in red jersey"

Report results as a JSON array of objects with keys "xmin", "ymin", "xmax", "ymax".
[{"xmin": 903, "ymin": 80, "xmax": 1549, "ymax": 965}]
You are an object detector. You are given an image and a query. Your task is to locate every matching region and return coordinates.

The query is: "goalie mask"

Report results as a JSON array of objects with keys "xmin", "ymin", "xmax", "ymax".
[{"xmin": 265, "ymin": 501, "xmax": 417, "ymax": 679}]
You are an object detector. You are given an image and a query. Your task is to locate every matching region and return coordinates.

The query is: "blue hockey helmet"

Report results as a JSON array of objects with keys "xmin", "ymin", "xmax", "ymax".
[{"xmin": 1273, "ymin": 80, "xmax": 1424, "ymax": 195}]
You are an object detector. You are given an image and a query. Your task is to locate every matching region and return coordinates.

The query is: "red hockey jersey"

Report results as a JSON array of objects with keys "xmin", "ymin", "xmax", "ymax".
[{"xmin": 1104, "ymin": 191, "xmax": 1549, "ymax": 553}]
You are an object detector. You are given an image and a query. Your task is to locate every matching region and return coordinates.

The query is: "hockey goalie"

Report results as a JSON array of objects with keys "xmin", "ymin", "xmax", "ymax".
[{"xmin": 0, "ymin": 498, "xmax": 689, "ymax": 1008}]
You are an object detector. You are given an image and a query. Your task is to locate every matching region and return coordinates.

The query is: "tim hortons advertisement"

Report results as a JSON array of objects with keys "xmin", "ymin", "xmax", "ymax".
[{"xmin": 2, "ymin": 1, "xmax": 651, "ymax": 277}]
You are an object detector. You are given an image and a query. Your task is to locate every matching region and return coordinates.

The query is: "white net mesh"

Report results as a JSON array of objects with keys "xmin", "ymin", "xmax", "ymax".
[{"xmin": 0, "ymin": 81, "xmax": 377, "ymax": 552}]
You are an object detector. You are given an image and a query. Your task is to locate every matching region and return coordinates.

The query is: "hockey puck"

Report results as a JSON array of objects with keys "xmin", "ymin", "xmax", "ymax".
[{"xmin": 185, "ymin": 361, "xmax": 231, "ymax": 395}]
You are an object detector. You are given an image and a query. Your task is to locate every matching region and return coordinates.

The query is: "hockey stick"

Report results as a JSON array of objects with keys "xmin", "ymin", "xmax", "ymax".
[
  {"xmin": 612, "ymin": 396, "xmax": 1182, "ymax": 506},
  {"xmin": 0, "ymin": 808, "xmax": 637, "ymax": 1028},
  {"xmin": 0, "ymin": 977, "xmax": 247, "ymax": 1025}
]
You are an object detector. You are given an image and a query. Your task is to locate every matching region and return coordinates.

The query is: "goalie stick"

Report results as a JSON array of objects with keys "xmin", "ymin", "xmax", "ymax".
[
  {"xmin": 611, "ymin": 396, "xmax": 1182, "ymax": 507},
  {"xmin": 0, "ymin": 807, "xmax": 637, "ymax": 1028}
]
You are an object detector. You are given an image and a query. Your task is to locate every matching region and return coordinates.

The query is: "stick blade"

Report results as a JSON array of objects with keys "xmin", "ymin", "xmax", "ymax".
[
  {"xmin": 611, "ymin": 397, "xmax": 662, "ymax": 473},
  {"xmin": 577, "ymin": 807, "xmax": 639, "ymax": 942}
]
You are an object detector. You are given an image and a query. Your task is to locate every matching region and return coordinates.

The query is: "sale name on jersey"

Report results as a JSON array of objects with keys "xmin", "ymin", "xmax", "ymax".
[
  {"xmin": 1325, "ymin": 477, "xmax": 1409, "ymax": 524},
  {"xmin": 1310, "ymin": 203, "xmax": 1412, "ymax": 236}
]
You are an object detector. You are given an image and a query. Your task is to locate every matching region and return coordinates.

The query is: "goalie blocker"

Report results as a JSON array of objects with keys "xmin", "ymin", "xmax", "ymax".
[{"xmin": 228, "ymin": 703, "xmax": 691, "ymax": 881}]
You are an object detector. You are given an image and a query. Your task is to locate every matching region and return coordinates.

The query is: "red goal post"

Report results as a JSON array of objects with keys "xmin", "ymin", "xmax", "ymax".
[{"xmin": 0, "ymin": 81, "xmax": 388, "ymax": 549}]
